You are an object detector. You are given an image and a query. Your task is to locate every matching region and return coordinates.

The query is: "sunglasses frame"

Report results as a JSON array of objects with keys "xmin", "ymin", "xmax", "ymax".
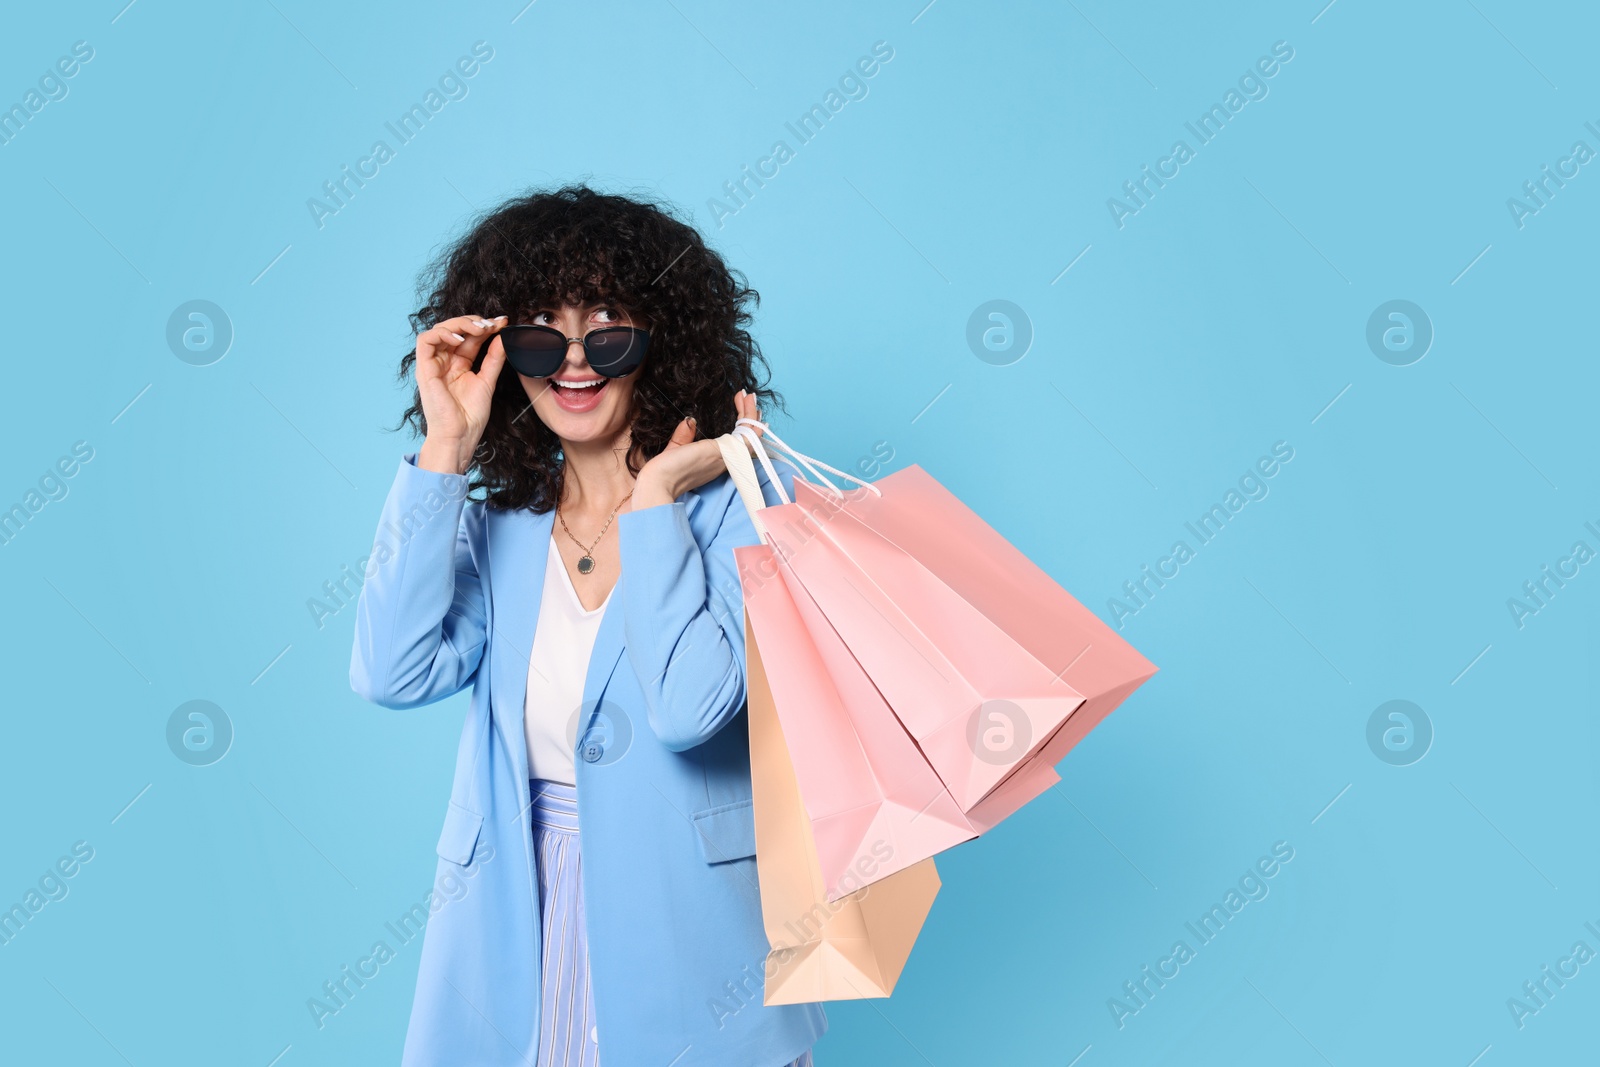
[{"xmin": 497, "ymin": 323, "xmax": 650, "ymax": 380}]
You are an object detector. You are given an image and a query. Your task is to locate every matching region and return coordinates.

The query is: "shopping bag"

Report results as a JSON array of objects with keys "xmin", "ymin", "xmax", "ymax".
[
  {"xmin": 732, "ymin": 422, "xmax": 1156, "ymax": 817},
  {"xmin": 736, "ymin": 539, "xmax": 977, "ymax": 901},
  {"xmin": 808, "ymin": 466, "xmax": 1158, "ymax": 775},
  {"xmin": 746, "ymin": 613, "xmax": 941, "ymax": 1004},
  {"xmin": 770, "ymin": 499, "xmax": 1078, "ymax": 812},
  {"xmin": 722, "ymin": 434, "xmax": 975, "ymax": 903},
  {"xmin": 751, "ymin": 475, "xmax": 1083, "ymax": 813}
]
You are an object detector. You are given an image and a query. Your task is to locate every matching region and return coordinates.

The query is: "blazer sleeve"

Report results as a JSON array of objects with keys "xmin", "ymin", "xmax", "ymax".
[
  {"xmin": 617, "ymin": 462, "xmax": 794, "ymax": 752},
  {"xmin": 349, "ymin": 453, "xmax": 488, "ymax": 710}
]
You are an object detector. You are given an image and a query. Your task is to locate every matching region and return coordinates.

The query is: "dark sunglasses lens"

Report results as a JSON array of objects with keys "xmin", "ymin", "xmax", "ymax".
[
  {"xmin": 500, "ymin": 326, "xmax": 566, "ymax": 377},
  {"xmin": 584, "ymin": 328, "xmax": 648, "ymax": 377}
]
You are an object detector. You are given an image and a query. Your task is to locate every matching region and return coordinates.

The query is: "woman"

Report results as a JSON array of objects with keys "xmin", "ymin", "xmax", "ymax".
[{"xmin": 350, "ymin": 186, "xmax": 823, "ymax": 1066}]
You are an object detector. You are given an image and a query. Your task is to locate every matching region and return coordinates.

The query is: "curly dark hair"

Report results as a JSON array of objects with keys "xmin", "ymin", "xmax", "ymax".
[{"xmin": 394, "ymin": 184, "xmax": 781, "ymax": 513}]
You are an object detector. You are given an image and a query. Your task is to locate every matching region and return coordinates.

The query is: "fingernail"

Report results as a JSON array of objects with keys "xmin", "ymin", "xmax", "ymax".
[{"xmin": 450, "ymin": 332, "xmax": 465, "ymax": 342}]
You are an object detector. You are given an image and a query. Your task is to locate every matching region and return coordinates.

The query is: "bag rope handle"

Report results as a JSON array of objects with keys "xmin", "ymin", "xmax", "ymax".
[
  {"xmin": 733, "ymin": 417, "xmax": 883, "ymax": 499},
  {"xmin": 715, "ymin": 432, "xmax": 773, "ymax": 542},
  {"xmin": 717, "ymin": 419, "xmax": 888, "ymax": 540},
  {"xmin": 732, "ymin": 423, "xmax": 792, "ymax": 506}
]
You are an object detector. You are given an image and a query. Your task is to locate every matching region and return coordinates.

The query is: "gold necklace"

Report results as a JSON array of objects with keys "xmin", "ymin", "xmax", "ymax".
[{"xmin": 556, "ymin": 489, "xmax": 632, "ymax": 575}]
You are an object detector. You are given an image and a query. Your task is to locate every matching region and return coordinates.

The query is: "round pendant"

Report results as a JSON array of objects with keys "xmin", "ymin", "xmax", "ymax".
[{"xmin": 577, "ymin": 555, "xmax": 595, "ymax": 575}]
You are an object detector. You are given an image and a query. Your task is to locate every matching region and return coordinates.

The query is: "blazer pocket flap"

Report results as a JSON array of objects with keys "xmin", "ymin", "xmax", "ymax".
[
  {"xmin": 692, "ymin": 798, "xmax": 758, "ymax": 864},
  {"xmin": 436, "ymin": 800, "xmax": 484, "ymax": 866}
]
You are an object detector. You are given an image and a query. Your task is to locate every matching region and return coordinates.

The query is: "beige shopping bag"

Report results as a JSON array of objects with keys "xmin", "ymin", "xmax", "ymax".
[{"xmin": 747, "ymin": 615, "xmax": 941, "ymax": 1005}]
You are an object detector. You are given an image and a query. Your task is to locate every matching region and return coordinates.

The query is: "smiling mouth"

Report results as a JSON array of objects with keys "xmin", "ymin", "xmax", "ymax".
[{"xmin": 550, "ymin": 376, "xmax": 609, "ymax": 409}]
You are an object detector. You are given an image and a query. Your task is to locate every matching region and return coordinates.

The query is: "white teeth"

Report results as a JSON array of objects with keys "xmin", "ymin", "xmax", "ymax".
[{"xmin": 556, "ymin": 379, "xmax": 603, "ymax": 389}]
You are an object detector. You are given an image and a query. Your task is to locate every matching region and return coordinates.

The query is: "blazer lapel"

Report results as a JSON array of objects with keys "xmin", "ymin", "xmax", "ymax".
[
  {"xmin": 486, "ymin": 503, "xmax": 552, "ymax": 785},
  {"xmin": 581, "ymin": 579, "xmax": 627, "ymax": 731},
  {"xmin": 486, "ymin": 503, "xmax": 630, "ymax": 774}
]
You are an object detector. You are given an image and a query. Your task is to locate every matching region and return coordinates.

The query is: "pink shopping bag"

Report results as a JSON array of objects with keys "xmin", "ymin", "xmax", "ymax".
[
  {"xmin": 762, "ymin": 491, "xmax": 1081, "ymax": 812},
  {"xmin": 746, "ymin": 611, "xmax": 941, "ymax": 1003},
  {"xmin": 811, "ymin": 467, "xmax": 1157, "ymax": 774},
  {"xmin": 733, "ymin": 423, "xmax": 1156, "ymax": 817},
  {"xmin": 721, "ymin": 436, "xmax": 977, "ymax": 903}
]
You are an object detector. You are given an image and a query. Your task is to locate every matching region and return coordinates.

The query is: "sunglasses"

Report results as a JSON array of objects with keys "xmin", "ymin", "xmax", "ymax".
[{"xmin": 498, "ymin": 324, "xmax": 650, "ymax": 379}]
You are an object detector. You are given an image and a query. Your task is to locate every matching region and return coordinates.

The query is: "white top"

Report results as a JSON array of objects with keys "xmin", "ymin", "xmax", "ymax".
[{"xmin": 524, "ymin": 538, "xmax": 613, "ymax": 786}]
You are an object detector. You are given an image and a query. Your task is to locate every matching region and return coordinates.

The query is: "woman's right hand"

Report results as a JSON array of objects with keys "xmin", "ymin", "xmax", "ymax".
[{"xmin": 415, "ymin": 314, "xmax": 507, "ymax": 475}]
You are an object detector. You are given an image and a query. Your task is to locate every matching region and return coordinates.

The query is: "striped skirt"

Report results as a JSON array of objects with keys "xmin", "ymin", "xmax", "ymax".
[{"xmin": 529, "ymin": 779, "xmax": 815, "ymax": 1067}]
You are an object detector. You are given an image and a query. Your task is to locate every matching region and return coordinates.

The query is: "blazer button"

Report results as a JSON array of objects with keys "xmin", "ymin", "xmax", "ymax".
[{"xmin": 582, "ymin": 742, "xmax": 604, "ymax": 763}]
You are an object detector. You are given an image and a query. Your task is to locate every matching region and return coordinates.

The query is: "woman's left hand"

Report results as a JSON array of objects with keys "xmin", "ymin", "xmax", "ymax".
[{"xmin": 631, "ymin": 390, "xmax": 762, "ymax": 510}]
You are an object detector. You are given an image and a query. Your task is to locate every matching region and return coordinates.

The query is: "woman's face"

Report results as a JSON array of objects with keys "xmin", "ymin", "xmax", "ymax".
[{"xmin": 515, "ymin": 300, "xmax": 645, "ymax": 448}]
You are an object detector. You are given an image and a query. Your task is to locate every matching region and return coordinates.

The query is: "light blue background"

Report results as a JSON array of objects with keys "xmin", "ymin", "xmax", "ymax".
[{"xmin": 2, "ymin": 1, "xmax": 1595, "ymax": 1064}]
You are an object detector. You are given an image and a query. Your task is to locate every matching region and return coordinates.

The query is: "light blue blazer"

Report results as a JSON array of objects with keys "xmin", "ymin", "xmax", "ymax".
[{"xmin": 349, "ymin": 452, "xmax": 825, "ymax": 1066}]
